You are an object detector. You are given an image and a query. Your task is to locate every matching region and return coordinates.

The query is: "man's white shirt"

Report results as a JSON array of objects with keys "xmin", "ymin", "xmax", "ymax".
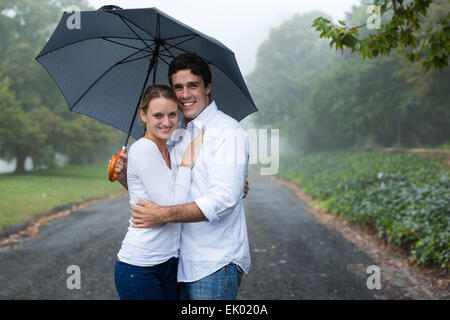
[{"xmin": 173, "ymin": 101, "xmax": 251, "ymax": 282}]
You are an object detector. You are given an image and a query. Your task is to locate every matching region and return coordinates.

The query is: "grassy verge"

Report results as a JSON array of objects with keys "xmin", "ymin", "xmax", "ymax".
[
  {"xmin": 0, "ymin": 164, "xmax": 123, "ymax": 234},
  {"xmin": 279, "ymin": 151, "xmax": 449, "ymax": 268}
]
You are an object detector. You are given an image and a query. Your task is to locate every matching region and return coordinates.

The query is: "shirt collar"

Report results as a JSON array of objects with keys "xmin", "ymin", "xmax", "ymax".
[{"xmin": 182, "ymin": 100, "xmax": 217, "ymax": 130}]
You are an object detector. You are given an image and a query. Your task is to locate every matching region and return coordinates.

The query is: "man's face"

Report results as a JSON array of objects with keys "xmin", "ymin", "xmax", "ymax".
[{"xmin": 171, "ymin": 69, "xmax": 211, "ymax": 121}]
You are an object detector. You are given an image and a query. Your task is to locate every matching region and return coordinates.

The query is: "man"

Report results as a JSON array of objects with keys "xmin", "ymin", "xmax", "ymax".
[{"xmin": 113, "ymin": 53, "xmax": 250, "ymax": 300}]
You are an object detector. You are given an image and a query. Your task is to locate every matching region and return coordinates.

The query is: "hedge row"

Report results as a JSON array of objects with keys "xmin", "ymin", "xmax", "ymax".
[{"xmin": 279, "ymin": 151, "xmax": 449, "ymax": 267}]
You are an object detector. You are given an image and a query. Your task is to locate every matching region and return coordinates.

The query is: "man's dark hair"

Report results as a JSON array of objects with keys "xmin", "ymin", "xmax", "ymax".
[{"xmin": 168, "ymin": 53, "xmax": 212, "ymax": 88}]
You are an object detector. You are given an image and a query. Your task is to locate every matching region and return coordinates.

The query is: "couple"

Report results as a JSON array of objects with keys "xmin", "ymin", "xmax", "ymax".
[{"xmin": 112, "ymin": 53, "xmax": 251, "ymax": 300}]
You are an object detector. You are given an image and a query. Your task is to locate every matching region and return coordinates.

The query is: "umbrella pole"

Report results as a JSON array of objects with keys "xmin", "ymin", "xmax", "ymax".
[
  {"xmin": 109, "ymin": 43, "xmax": 160, "ymax": 182},
  {"xmin": 123, "ymin": 42, "xmax": 160, "ymax": 147}
]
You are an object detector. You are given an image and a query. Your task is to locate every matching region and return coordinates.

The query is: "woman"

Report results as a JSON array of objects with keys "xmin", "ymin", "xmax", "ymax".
[{"xmin": 114, "ymin": 84, "xmax": 203, "ymax": 300}]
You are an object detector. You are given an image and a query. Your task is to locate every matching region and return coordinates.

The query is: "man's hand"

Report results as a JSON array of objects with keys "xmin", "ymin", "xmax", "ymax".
[
  {"xmin": 109, "ymin": 153, "xmax": 128, "ymax": 189},
  {"xmin": 243, "ymin": 178, "xmax": 249, "ymax": 199},
  {"xmin": 131, "ymin": 201, "xmax": 165, "ymax": 228},
  {"xmin": 131, "ymin": 201, "xmax": 206, "ymax": 226}
]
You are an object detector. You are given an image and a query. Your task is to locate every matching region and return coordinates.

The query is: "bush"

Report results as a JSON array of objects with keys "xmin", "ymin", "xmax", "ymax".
[{"xmin": 279, "ymin": 151, "xmax": 450, "ymax": 267}]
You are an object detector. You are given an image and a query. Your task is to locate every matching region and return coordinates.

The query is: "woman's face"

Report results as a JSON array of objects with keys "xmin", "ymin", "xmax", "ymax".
[{"xmin": 140, "ymin": 97, "xmax": 179, "ymax": 141}]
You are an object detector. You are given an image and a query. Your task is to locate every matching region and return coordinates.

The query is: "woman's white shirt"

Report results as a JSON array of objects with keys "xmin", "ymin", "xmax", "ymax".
[{"xmin": 117, "ymin": 138, "xmax": 191, "ymax": 267}]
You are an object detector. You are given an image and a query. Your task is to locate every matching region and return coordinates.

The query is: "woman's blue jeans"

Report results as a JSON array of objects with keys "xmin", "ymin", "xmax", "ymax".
[
  {"xmin": 114, "ymin": 257, "xmax": 178, "ymax": 300},
  {"xmin": 178, "ymin": 263, "xmax": 244, "ymax": 300}
]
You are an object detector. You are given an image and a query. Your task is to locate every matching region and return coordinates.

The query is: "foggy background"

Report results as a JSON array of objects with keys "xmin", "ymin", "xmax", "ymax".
[
  {"xmin": 0, "ymin": 0, "xmax": 361, "ymax": 172},
  {"xmin": 88, "ymin": 0, "xmax": 361, "ymax": 74},
  {"xmin": 0, "ymin": 0, "xmax": 448, "ymax": 294}
]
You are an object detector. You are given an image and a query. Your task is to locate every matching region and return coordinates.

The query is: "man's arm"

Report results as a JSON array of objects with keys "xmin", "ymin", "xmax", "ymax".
[
  {"xmin": 130, "ymin": 127, "xmax": 249, "ymax": 228},
  {"xmin": 130, "ymin": 176, "xmax": 249, "ymax": 228},
  {"xmin": 130, "ymin": 132, "xmax": 208, "ymax": 227},
  {"xmin": 193, "ymin": 127, "xmax": 249, "ymax": 223},
  {"xmin": 131, "ymin": 201, "xmax": 207, "ymax": 228}
]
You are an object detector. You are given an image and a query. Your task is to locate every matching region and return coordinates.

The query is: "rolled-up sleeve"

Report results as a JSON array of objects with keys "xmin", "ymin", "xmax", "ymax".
[{"xmin": 194, "ymin": 127, "xmax": 249, "ymax": 223}]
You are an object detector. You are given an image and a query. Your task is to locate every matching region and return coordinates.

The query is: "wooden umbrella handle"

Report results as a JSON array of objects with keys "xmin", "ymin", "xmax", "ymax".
[{"xmin": 108, "ymin": 148, "xmax": 127, "ymax": 182}]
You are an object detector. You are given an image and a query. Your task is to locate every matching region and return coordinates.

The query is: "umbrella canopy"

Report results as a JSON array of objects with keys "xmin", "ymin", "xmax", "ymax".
[{"xmin": 35, "ymin": 6, "xmax": 257, "ymax": 142}]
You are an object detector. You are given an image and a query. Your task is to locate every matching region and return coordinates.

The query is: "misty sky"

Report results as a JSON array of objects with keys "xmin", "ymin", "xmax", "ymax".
[{"xmin": 88, "ymin": 0, "xmax": 361, "ymax": 75}]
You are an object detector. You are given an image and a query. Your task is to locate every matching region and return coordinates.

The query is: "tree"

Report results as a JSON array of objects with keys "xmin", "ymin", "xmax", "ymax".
[
  {"xmin": 0, "ymin": 77, "xmax": 40, "ymax": 173},
  {"xmin": 308, "ymin": 53, "xmax": 427, "ymax": 150},
  {"xmin": 0, "ymin": 0, "xmax": 121, "ymax": 172},
  {"xmin": 308, "ymin": 2, "xmax": 450, "ymax": 149},
  {"xmin": 312, "ymin": 0, "xmax": 449, "ymax": 72},
  {"xmin": 247, "ymin": 11, "xmax": 334, "ymax": 149},
  {"xmin": 248, "ymin": 4, "xmax": 449, "ymax": 153}
]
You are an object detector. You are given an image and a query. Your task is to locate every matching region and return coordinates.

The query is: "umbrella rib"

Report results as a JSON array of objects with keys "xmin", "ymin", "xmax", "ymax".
[
  {"xmin": 156, "ymin": 35, "xmax": 234, "ymax": 87},
  {"xmin": 102, "ymin": 37, "xmax": 153, "ymax": 53},
  {"xmin": 156, "ymin": 13, "xmax": 161, "ymax": 39},
  {"xmin": 117, "ymin": 52, "xmax": 172, "ymax": 66},
  {"xmin": 117, "ymin": 53, "xmax": 152, "ymax": 65},
  {"xmin": 69, "ymin": 49, "xmax": 148, "ymax": 111},
  {"xmin": 160, "ymin": 35, "xmax": 199, "ymax": 54},
  {"xmin": 36, "ymin": 36, "xmax": 153, "ymax": 60},
  {"xmin": 149, "ymin": 53, "xmax": 170, "ymax": 67},
  {"xmin": 103, "ymin": 37, "xmax": 172, "ymax": 63},
  {"xmin": 162, "ymin": 41, "xmax": 254, "ymax": 104},
  {"xmin": 160, "ymin": 41, "xmax": 190, "ymax": 55},
  {"xmin": 115, "ymin": 14, "xmax": 170, "ymax": 68},
  {"xmin": 124, "ymin": 42, "xmax": 160, "ymax": 146},
  {"xmin": 103, "ymin": 11, "xmax": 157, "ymax": 58},
  {"xmin": 109, "ymin": 11, "xmax": 157, "ymax": 41},
  {"xmin": 163, "ymin": 33, "xmax": 198, "ymax": 41},
  {"xmin": 113, "ymin": 29, "xmax": 243, "ymax": 98},
  {"xmin": 161, "ymin": 42, "xmax": 176, "ymax": 59},
  {"xmin": 152, "ymin": 14, "xmax": 160, "ymax": 84},
  {"xmin": 158, "ymin": 55, "xmax": 170, "ymax": 66},
  {"xmin": 107, "ymin": 11, "xmax": 163, "ymax": 48},
  {"xmin": 152, "ymin": 58, "xmax": 158, "ymax": 83},
  {"xmin": 117, "ymin": 15, "xmax": 155, "ymax": 53}
]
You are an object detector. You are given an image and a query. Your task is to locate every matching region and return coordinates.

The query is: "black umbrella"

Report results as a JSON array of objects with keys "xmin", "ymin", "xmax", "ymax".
[{"xmin": 36, "ymin": 5, "xmax": 257, "ymax": 181}]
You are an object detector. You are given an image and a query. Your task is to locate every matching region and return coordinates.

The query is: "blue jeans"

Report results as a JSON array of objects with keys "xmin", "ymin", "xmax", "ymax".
[
  {"xmin": 114, "ymin": 257, "xmax": 178, "ymax": 300},
  {"xmin": 178, "ymin": 263, "xmax": 244, "ymax": 300}
]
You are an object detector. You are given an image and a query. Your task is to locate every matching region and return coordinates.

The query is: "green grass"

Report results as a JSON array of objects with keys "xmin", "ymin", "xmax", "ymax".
[
  {"xmin": 279, "ymin": 151, "xmax": 450, "ymax": 268},
  {"xmin": 0, "ymin": 164, "xmax": 123, "ymax": 233}
]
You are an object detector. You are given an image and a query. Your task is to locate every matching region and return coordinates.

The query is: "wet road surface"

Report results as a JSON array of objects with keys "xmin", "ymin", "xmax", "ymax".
[{"xmin": 0, "ymin": 168, "xmax": 409, "ymax": 300}]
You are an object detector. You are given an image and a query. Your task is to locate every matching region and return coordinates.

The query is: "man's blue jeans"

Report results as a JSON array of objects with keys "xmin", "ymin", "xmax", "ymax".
[
  {"xmin": 114, "ymin": 257, "xmax": 178, "ymax": 300},
  {"xmin": 178, "ymin": 263, "xmax": 244, "ymax": 300}
]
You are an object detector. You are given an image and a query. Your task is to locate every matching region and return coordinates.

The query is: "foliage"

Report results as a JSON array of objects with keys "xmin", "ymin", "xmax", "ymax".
[
  {"xmin": 308, "ymin": 52, "xmax": 450, "ymax": 149},
  {"xmin": 312, "ymin": 0, "xmax": 449, "ymax": 72},
  {"xmin": 247, "ymin": 4, "xmax": 449, "ymax": 152},
  {"xmin": 0, "ymin": 0, "xmax": 121, "ymax": 172},
  {"xmin": 279, "ymin": 151, "xmax": 450, "ymax": 267},
  {"xmin": 247, "ymin": 11, "xmax": 333, "ymax": 129}
]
